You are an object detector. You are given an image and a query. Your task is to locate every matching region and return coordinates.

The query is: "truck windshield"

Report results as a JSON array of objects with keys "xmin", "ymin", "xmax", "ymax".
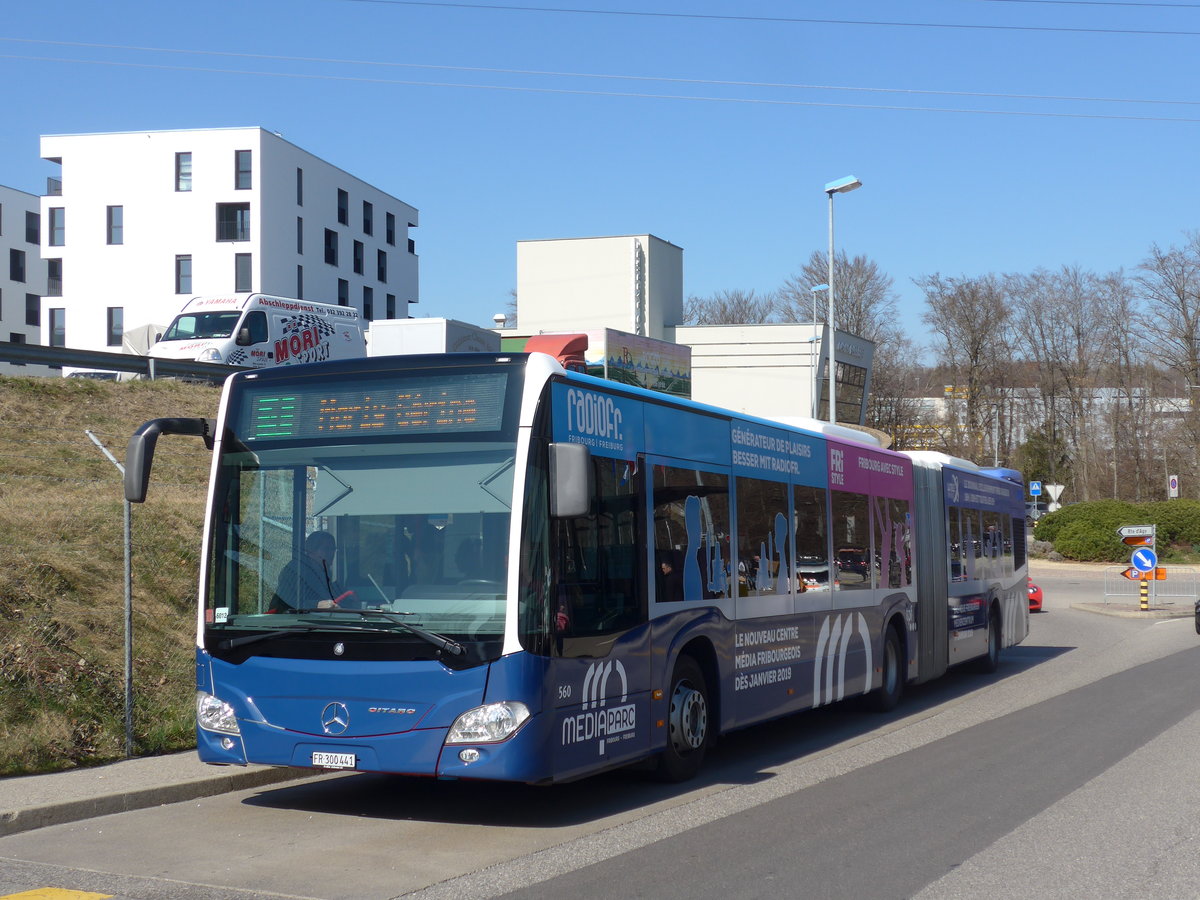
[
  {"xmin": 203, "ymin": 363, "xmax": 522, "ymax": 665},
  {"xmin": 161, "ymin": 312, "xmax": 242, "ymax": 341}
]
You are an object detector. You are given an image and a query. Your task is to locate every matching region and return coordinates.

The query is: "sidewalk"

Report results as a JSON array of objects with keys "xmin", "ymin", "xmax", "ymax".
[{"xmin": 0, "ymin": 752, "xmax": 312, "ymax": 838}]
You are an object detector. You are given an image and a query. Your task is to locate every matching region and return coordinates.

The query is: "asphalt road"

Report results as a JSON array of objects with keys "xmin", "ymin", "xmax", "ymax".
[{"xmin": 2, "ymin": 563, "xmax": 1197, "ymax": 900}]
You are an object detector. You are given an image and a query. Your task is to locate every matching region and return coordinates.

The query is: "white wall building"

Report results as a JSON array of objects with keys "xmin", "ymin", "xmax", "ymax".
[
  {"xmin": 669, "ymin": 323, "xmax": 874, "ymax": 424},
  {"xmin": 516, "ymin": 235, "xmax": 683, "ymax": 341},
  {"xmin": 0, "ymin": 184, "xmax": 49, "ymax": 375},
  {"xmin": 39, "ymin": 127, "xmax": 419, "ymax": 354}
]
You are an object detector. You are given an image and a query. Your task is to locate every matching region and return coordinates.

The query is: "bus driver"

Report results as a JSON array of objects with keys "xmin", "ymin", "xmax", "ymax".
[{"xmin": 269, "ymin": 531, "xmax": 348, "ymax": 612}]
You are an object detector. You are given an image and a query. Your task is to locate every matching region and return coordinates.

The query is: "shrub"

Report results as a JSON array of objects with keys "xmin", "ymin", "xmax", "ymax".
[{"xmin": 1034, "ymin": 498, "xmax": 1200, "ymax": 562}]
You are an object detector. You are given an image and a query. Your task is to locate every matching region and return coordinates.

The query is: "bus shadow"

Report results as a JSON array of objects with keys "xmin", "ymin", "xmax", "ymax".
[{"xmin": 241, "ymin": 642, "xmax": 1074, "ymax": 828}]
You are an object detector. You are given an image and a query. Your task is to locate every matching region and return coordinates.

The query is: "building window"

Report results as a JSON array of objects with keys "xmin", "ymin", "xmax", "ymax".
[
  {"xmin": 337, "ymin": 189, "xmax": 348, "ymax": 225},
  {"xmin": 107, "ymin": 307, "xmax": 124, "ymax": 347},
  {"xmin": 386, "ymin": 293, "xmax": 396, "ymax": 318},
  {"xmin": 337, "ymin": 278, "xmax": 348, "ymax": 306},
  {"xmin": 216, "ymin": 202, "xmax": 250, "ymax": 241},
  {"xmin": 48, "ymin": 207, "xmax": 65, "ymax": 246},
  {"xmin": 386, "ymin": 212, "xmax": 396, "ymax": 246},
  {"xmin": 49, "ymin": 308, "xmax": 65, "ymax": 347},
  {"xmin": 25, "ymin": 212, "xmax": 39, "ymax": 245},
  {"xmin": 235, "ymin": 150, "xmax": 252, "ymax": 190},
  {"xmin": 363, "ymin": 286, "xmax": 373, "ymax": 320},
  {"xmin": 408, "ymin": 238, "xmax": 416, "ymax": 255},
  {"xmin": 175, "ymin": 255, "xmax": 192, "ymax": 294},
  {"xmin": 107, "ymin": 206, "xmax": 123, "ymax": 245},
  {"xmin": 235, "ymin": 253, "xmax": 252, "ymax": 292},
  {"xmin": 377, "ymin": 249, "xmax": 387, "ymax": 284},
  {"xmin": 296, "ymin": 167, "xmax": 303, "ymax": 205},
  {"xmin": 26, "ymin": 292, "xmax": 41, "ymax": 326},
  {"xmin": 363, "ymin": 201, "xmax": 374, "ymax": 236},
  {"xmin": 297, "ymin": 264, "xmax": 304, "ymax": 299},
  {"xmin": 176, "ymin": 152, "xmax": 192, "ymax": 191},
  {"xmin": 46, "ymin": 259, "xmax": 62, "ymax": 297},
  {"xmin": 296, "ymin": 217, "xmax": 303, "ymax": 254},
  {"xmin": 10, "ymin": 249, "xmax": 25, "ymax": 283},
  {"xmin": 353, "ymin": 240, "xmax": 364, "ymax": 275},
  {"xmin": 324, "ymin": 228, "xmax": 338, "ymax": 266}
]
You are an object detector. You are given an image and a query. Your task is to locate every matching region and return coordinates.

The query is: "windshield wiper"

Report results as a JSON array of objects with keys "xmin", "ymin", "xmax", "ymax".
[
  {"xmin": 217, "ymin": 626, "xmax": 318, "ymax": 650},
  {"xmin": 315, "ymin": 608, "xmax": 466, "ymax": 658},
  {"xmin": 216, "ymin": 622, "xmax": 396, "ymax": 650}
]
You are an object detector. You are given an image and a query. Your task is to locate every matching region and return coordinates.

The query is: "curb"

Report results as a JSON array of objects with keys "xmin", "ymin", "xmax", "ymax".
[
  {"xmin": 1071, "ymin": 601, "xmax": 1193, "ymax": 620},
  {"xmin": 0, "ymin": 765, "xmax": 312, "ymax": 838}
]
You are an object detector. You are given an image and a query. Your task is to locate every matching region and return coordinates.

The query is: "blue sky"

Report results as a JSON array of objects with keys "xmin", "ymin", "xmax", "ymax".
[{"xmin": 3, "ymin": 0, "xmax": 1198, "ymax": 347}]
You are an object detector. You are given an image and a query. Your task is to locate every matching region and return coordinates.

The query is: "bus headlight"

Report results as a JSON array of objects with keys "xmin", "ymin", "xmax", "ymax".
[
  {"xmin": 196, "ymin": 348, "xmax": 223, "ymax": 363},
  {"xmin": 445, "ymin": 701, "xmax": 530, "ymax": 744},
  {"xmin": 196, "ymin": 691, "xmax": 240, "ymax": 734}
]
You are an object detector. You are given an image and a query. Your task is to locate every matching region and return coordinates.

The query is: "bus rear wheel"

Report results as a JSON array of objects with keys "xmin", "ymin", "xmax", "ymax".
[
  {"xmin": 869, "ymin": 625, "xmax": 904, "ymax": 712},
  {"xmin": 975, "ymin": 607, "xmax": 1001, "ymax": 674},
  {"xmin": 657, "ymin": 655, "xmax": 709, "ymax": 782}
]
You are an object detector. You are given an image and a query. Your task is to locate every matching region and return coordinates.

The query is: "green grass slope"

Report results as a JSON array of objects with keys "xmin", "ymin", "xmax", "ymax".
[{"xmin": 0, "ymin": 375, "xmax": 219, "ymax": 775}]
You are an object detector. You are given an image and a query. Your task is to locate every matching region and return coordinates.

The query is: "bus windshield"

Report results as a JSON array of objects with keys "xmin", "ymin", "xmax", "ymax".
[
  {"xmin": 161, "ymin": 312, "xmax": 242, "ymax": 341},
  {"xmin": 203, "ymin": 364, "xmax": 521, "ymax": 664}
]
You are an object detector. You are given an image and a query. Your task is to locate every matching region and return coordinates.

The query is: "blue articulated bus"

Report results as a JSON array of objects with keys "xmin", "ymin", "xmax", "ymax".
[{"xmin": 125, "ymin": 351, "xmax": 1028, "ymax": 784}]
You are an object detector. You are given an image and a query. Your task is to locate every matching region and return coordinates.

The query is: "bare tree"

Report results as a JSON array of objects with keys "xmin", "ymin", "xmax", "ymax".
[
  {"xmin": 780, "ymin": 251, "xmax": 916, "ymax": 438},
  {"xmin": 682, "ymin": 288, "xmax": 778, "ymax": 325},
  {"xmin": 917, "ymin": 273, "xmax": 1014, "ymax": 461},
  {"xmin": 778, "ymin": 250, "xmax": 898, "ymax": 341},
  {"xmin": 1091, "ymin": 271, "xmax": 1167, "ymax": 501},
  {"xmin": 1135, "ymin": 231, "xmax": 1200, "ymax": 386},
  {"xmin": 866, "ymin": 334, "xmax": 939, "ymax": 449},
  {"xmin": 1008, "ymin": 266, "xmax": 1110, "ymax": 499}
]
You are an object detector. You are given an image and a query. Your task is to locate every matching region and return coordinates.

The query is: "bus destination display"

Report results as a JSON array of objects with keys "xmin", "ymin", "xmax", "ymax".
[{"xmin": 239, "ymin": 373, "xmax": 507, "ymax": 440}]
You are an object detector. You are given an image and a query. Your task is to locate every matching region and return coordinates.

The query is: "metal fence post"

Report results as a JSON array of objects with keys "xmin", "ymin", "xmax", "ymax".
[{"xmin": 86, "ymin": 431, "xmax": 134, "ymax": 758}]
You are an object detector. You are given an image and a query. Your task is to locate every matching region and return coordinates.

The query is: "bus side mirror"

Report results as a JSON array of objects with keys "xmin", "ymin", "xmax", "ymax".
[
  {"xmin": 549, "ymin": 442, "xmax": 592, "ymax": 518},
  {"xmin": 125, "ymin": 417, "xmax": 216, "ymax": 503},
  {"xmin": 236, "ymin": 327, "xmax": 253, "ymax": 346}
]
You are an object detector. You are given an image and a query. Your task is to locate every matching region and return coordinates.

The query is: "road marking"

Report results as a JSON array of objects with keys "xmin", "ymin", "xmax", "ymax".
[{"xmin": 0, "ymin": 890, "xmax": 112, "ymax": 899}]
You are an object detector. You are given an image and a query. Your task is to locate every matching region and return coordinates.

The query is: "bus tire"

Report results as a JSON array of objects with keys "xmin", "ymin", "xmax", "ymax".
[
  {"xmin": 656, "ymin": 655, "xmax": 709, "ymax": 782},
  {"xmin": 975, "ymin": 606, "xmax": 1001, "ymax": 674},
  {"xmin": 869, "ymin": 625, "xmax": 904, "ymax": 713}
]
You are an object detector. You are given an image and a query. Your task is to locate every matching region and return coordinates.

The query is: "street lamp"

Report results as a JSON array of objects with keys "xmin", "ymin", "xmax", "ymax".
[
  {"xmin": 824, "ymin": 175, "xmax": 862, "ymax": 423},
  {"xmin": 809, "ymin": 284, "xmax": 828, "ymax": 418}
]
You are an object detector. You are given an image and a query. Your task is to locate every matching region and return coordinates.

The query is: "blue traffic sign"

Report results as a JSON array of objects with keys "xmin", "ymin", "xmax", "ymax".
[
  {"xmin": 1029, "ymin": 481, "xmax": 1042, "ymax": 496},
  {"xmin": 1131, "ymin": 547, "xmax": 1158, "ymax": 573}
]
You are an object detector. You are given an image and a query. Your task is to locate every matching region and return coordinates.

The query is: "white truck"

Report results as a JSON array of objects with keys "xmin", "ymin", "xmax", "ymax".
[
  {"xmin": 367, "ymin": 317, "xmax": 500, "ymax": 356},
  {"xmin": 149, "ymin": 294, "xmax": 366, "ymax": 368}
]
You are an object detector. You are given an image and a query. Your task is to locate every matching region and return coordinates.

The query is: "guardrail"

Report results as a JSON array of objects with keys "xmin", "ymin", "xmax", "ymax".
[
  {"xmin": 1103, "ymin": 566, "xmax": 1199, "ymax": 605},
  {"xmin": 0, "ymin": 340, "xmax": 245, "ymax": 381}
]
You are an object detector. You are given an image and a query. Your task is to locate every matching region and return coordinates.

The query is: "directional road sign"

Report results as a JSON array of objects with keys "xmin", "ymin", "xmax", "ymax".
[
  {"xmin": 1117, "ymin": 525, "xmax": 1155, "ymax": 537},
  {"xmin": 1117, "ymin": 525, "xmax": 1155, "ymax": 547},
  {"xmin": 1131, "ymin": 547, "xmax": 1158, "ymax": 573}
]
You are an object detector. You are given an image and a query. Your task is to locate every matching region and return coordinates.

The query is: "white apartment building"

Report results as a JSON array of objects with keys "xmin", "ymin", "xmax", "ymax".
[
  {"xmin": 39, "ymin": 127, "xmax": 419, "ymax": 354},
  {"xmin": 0, "ymin": 184, "xmax": 49, "ymax": 375}
]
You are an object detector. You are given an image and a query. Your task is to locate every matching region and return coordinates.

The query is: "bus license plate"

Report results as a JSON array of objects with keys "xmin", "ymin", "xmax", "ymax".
[{"xmin": 312, "ymin": 752, "xmax": 356, "ymax": 769}]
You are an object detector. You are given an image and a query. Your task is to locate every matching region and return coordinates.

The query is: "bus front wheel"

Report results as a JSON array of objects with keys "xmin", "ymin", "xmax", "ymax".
[{"xmin": 657, "ymin": 655, "xmax": 709, "ymax": 782}]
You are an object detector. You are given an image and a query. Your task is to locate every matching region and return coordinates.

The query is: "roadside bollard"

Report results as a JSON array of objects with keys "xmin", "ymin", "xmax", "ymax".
[{"xmin": 1140, "ymin": 577, "xmax": 1150, "ymax": 611}]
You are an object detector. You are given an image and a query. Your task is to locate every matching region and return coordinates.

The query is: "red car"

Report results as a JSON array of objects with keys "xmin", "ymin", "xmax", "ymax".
[{"xmin": 1028, "ymin": 577, "xmax": 1043, "ymax": 613}]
